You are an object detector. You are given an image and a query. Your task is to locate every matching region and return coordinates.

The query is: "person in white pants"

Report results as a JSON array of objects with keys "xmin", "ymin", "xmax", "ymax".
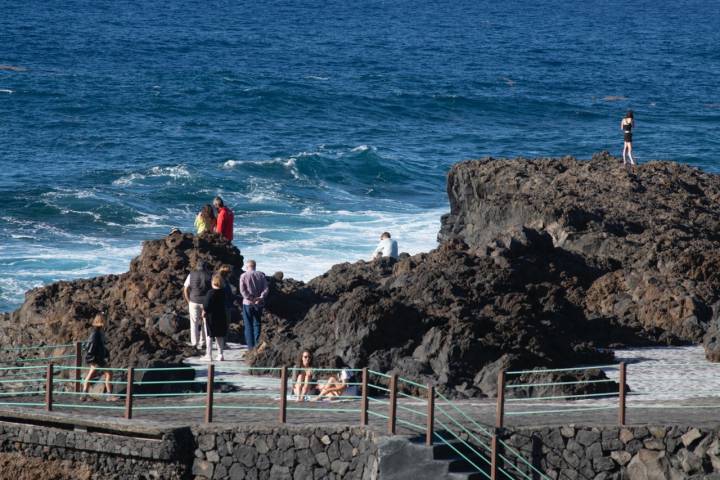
[{"xmin": 183, "ymin": 260, "xmax": 212, "ymax": 349}]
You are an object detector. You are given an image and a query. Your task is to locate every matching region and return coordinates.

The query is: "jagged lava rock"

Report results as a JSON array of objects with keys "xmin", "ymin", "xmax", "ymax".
[
  {"xmin": 0, "ymin": 231, "xmax": 243, "ymax": 369},
  {"xmin": 252, "ymin": 229, "xmax": 616, "ymax": 398},
  {"xmin": 439, "ymin": 153, "xmax": 720, "ymax": 357}
]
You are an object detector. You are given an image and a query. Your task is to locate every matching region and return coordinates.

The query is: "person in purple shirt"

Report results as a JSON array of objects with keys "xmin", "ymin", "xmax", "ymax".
[{"xmin": 239, "ymin": 259, "xmax": 269, "ymax": 350}]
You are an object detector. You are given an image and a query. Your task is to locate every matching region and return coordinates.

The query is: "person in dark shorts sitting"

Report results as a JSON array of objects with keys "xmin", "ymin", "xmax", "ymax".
[{"xmin": 81, "ymin": 314, "xmax": 112, "ymax": 399}]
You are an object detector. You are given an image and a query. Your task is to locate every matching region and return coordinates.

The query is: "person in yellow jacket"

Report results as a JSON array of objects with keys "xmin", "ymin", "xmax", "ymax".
[{"xmin": 194, "ymin": 204, "xmax": 216, "ymax": 234}]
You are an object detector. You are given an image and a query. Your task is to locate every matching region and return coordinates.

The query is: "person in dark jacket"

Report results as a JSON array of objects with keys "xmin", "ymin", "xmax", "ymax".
[
  {"xmin": 202, "ymin": 274, "xmax": 229, "ymax": 362},
  {"xmin": 81, "ymin": 314, "xmax": 112, "ymax": 399},
  {"xmin": 218, "ymin": 265, "xmax": 235, "ymax": 330},
  {"xmin": 183, "ymin": 260, "xmax": 212, "ymax": 349}
]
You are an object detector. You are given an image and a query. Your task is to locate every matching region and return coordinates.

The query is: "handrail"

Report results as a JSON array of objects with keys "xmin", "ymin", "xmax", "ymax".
[{"xmin": 1, "ymin": 343, "xmax": 645, "ymax": 479}]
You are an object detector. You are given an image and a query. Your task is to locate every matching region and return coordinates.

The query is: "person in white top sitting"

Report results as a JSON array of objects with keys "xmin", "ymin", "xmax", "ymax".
[{"xmin": 372, "ymin": 232, "xmax": 399, "ymax": 260}]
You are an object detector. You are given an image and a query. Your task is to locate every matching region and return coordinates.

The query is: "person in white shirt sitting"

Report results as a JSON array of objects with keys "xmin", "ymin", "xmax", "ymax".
[{"xmin": 372, "ymin": 232, "xmax": 398, "ymax": 260}]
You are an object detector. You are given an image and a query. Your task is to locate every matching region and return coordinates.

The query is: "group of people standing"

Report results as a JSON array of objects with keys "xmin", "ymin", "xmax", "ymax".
[{"xmin": 184, "ymin": 258, "xmax": 268, "ymax": 361}]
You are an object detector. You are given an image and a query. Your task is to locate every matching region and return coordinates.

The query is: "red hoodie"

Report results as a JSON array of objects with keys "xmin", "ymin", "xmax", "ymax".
[{"xmin": 215, "ymin": 207, "xmax": 234, "ymax": 241}]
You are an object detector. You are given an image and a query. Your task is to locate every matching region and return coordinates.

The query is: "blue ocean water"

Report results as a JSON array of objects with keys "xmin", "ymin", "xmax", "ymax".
[{"xmin": 1, "ymin": 0, "xmax": 719, "ymax": 311}]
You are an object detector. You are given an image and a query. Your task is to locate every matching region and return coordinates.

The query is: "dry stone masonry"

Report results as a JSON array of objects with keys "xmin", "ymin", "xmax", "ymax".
[{"xmin": 501, "ymin": 424, "xmax": 720, "ymax": 479}]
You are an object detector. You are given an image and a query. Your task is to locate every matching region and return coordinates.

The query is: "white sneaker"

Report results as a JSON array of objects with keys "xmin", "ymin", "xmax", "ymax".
[{"xmin": 200, "ymin": 355, "xmax": 212, "ymax": 362}]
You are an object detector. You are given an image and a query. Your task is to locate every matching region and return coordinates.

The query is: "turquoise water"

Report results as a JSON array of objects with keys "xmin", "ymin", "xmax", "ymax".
[{"xmin": 1, "ymin": 0, "xmax": 719, "ymax": 311}]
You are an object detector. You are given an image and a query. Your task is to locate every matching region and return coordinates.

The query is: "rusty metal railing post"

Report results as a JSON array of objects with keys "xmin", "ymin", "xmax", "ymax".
[
  {"xmin": 124, "ymin": 367, "xmax": 134, "ymax": 420},
  {"xmin": 496, "ymin": 370, "xmax": 506, "ymax": 428},
  {"xmin": 205, "ymin": 364, "xmax": 214, "ymax": 423},
  {"xmin": 619, "ymin": 362, "xmax": 626, "ymax": 426},
  {"xmin": 74, "ymin": 342, "xmax": 82, "ymax": 393},
  {"xmin": 45, "ymin": 363, "xmax": 54, "ymax": 412},
  {"xmin": 360, "ymin": 368, "xmax": 368, "ymax": 426},
  {"xmin": 426, "ymin": 384, "xmax": 434, "ymax": 446},
  {"xmin": 388, "ymin": 374, "xmax": 398, "ymax": 435},
  {"xmin": 279, "ymin": 366, "xmax": 287, "ymax": 424},
  {"xmin": 491, "ymin": 432, "xmax": 499, "ymax": 480}
]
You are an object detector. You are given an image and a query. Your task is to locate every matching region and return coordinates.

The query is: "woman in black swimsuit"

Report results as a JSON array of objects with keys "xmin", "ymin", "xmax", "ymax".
[{"xmin": 621, "ymin": 110, "xmax": 635, "ymax": 166}]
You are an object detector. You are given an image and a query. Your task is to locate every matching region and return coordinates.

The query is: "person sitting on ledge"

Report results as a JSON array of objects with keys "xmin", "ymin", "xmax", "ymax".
[
  {"xmin": 293, "ymin": 349, "xmax": 317, "ymax": 402},
  {"xmin": 371, "ymin": 231, "xmax": 398, "ymax": 260},
  {"xmin": 313, "ymin": 368, "xmax": 359, "ymax": 401},
  {"xmin": 81, "ymin": 314, "xmax": 112, "ymax": 400}
]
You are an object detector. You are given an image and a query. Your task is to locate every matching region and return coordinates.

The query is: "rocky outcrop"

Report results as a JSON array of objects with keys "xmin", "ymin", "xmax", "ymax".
[
  {"xmin": 248, "ymin": 154, "xmax": 720, "ymax": 396},
  {"xmin": 439, "ymin": 153, "xmax": 720, "ymax": 357},
  {"xmin": 3, "ymin": 153, "xmax": 719, "ymax": 398},
  {"xmin": 0, "ymin": 231, "xmax": 243, "ymax": 369},
  {"xmin": 252, "ymin": 227, "xmax": 617, "ymax": 398}
]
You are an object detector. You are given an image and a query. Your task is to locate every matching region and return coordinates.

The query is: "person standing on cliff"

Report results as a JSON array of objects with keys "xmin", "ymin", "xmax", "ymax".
[
  {"xmin": 371, "ymin": 232, "xmax": 398, "ymax": 260},
  {"xmin": 213, "ymin": 196, "xmax": 234, "ymax": 242},
  {"xmin": 183, "ymin": 260, "xmax": 212, "ymax": 349},
  {"xmin": 621, "ymin": 110, "xmax": 636, "ymax": 166},
  {"xmin": 239, "ymin": 259, "xmax": 268, "ymax": 350}
]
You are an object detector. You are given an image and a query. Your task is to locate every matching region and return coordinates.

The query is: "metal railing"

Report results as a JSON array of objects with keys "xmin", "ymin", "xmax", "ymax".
[{"xmin": 0, "ymin": 343, "xmax": 650, "ymax": 479}]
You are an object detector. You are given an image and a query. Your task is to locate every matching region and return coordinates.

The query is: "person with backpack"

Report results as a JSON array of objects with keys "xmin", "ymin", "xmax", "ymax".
[
  {"xmin": 213, "ymin": 196, "xmax": 234, "ymax": 242},
  {"xmin": 81, "ymin": 314, "xmax": 112, "ymax": 399}
]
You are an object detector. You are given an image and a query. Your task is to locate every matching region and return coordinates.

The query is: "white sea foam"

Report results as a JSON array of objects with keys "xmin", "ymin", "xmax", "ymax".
[
  {"xmin": 305, "ymin": 75, "xmax": 329, "ymax": 81},
  {"xmin": 236, "ymin": 207, "xmax": 445, "ymax": 281},
  {"xmin": 113, "ymin": 165, "xmax": 190, "ymax": 185},
  {"xmin": 350, "ymin": 145, "xmax": 374, "ymax": 153},
  {"xmin": 0, "ymin": 89, "xmax": 14, "ymax": 94}
]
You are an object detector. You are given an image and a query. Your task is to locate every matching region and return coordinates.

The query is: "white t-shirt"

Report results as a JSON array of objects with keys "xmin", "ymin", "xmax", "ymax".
[{"xmin": 372, "ymin": 238, "xmax": 399, "ymax": 259}]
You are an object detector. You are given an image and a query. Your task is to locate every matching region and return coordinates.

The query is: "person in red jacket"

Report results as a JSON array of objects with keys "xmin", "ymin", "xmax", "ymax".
[{"xmin": 213, "ymin": 196, "xmax": 234, "ymax": 242}]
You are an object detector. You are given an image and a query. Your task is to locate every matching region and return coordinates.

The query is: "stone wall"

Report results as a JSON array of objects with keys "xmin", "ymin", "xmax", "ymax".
[
  {"xmin": 191, "ymin": 425, "xmax": 378, "ymax": 480},
  {"xmin": 0, "ymin": 418, "xmax": 192, "ymax": 479},
  {"xmin": 0, "ymin": 412, "xmax": 379, "ymax": 479},
  {"xmin": 500, "ymin": 425, "xmax": 720, "ymax": 480}
]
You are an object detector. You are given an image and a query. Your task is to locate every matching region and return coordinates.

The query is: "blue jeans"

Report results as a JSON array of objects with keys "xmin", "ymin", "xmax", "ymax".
[{"xmin": 242, "ymin": 304, "xmax": 263, "ymax": 349}]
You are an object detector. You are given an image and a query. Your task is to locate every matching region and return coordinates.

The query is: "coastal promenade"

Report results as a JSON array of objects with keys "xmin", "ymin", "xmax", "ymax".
[
  {"xmin": 2, "ymin": 343, "xmax": 720, "ymax": 429},
  {"xmin": 3, "ymin": 343, "xmax": 720, "ymax": 479}
]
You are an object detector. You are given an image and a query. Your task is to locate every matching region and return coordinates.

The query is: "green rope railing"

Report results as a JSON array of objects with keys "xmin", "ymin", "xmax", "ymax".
[
  {"xmin": 433, "ymin": 428, "xmax": 490, "ymax": 479},
  {"xmin": 505, "ymin": 391, "xmax": 619, "ymax": 402},
  {"xmin": 506, "ymin": 378, "xmax": 615, "ymax": 388},
  {"xmin": 506, "ymin": 364, "xmax": 620, "ymax": 375}
]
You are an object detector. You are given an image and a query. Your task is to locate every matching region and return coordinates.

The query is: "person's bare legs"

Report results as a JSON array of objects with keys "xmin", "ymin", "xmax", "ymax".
[
  {"xmin": 217, "ymin": 337, "xmax": 225, "ymax": 360},
  {"xmin": 82, "ymin": 366, "xmax": 97, "ymax": 393},
  {"xmin": 623, "ymin": 142, "xmax": 629, "ymax": 165},
  {"xmin": 205, "ymin": 337, "xmax": 214, "ymax": 360},
  {"xmin": 628, "ymin": 143, "xmax": 635, "ymax": 165},
  {"xmin": 104, "ymin": 371, "xmax": 112, "ymax": 395}
]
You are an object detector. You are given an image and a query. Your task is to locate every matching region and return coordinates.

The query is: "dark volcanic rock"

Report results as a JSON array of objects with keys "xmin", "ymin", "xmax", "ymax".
[
  {"xmin": 439, "ymin": 153, "xmax": 720, "ymax": 357},
  {"xmin": 251, "ymin": 228, "xmax": 616, "ymax": 398},
  {"xmin": 0, "ymin": 231, "xmax": 243, "ymax": 368},
  {"xmin": 249, "ymin": 154, "xmax": 720, "ymax": 396},
  {"xmin": 4, "ymin": 154, "xmax": 719, "ymax": 397}
]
